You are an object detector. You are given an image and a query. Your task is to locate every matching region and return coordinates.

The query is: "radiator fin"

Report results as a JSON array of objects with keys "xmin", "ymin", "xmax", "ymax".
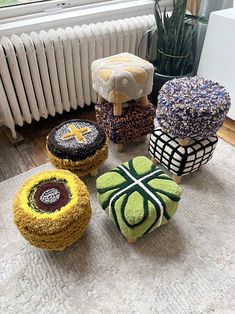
[{"xmin": 21, "ymin": 33, "xmax": 49, "ymax": 120}]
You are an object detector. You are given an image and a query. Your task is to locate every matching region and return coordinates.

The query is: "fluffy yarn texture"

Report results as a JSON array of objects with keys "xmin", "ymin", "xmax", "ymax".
[
  {"xmin": 47, "ymin": 119, "xmax": 108, "ymax": 176},
  {"xmin": 96, "ymin": 156, "xmax": 182, "ymax": 240},
  {"xmin": 96, "ymin": 101, "xmax": 155, "ymax": 144},
  {"xmin": 13, "ymin": 170, "xmax": 91, "ymax": 251},
  {"xmin": 157, "ymin": 76, "xmax": 231, "ymax": 139},
  {"xmin": 47, "ymin": 139, "xmax": 109, "ymax": 177}
]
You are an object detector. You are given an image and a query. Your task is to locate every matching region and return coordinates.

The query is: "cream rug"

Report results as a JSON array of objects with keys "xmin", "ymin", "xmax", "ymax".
[{"xmin": 0, "ymin": 139, "xmax": 235, "ymax": 314}]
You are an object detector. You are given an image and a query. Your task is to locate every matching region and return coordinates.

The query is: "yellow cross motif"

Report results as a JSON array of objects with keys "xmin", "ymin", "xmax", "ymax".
[{"xmin": 62, "ymin": 124, "xmax": 90, "ymax": 143}]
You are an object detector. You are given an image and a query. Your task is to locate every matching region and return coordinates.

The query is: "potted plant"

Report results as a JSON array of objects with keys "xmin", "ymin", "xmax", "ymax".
[{"xmin": 142, "ymin": 0, "xmax": 197, "ymax": 104}]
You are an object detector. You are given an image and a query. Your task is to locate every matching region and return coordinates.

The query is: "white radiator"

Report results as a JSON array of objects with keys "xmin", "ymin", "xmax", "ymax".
[{"xmin": 0, "ymin": 15, "xmax": 155, "ymax": 138}]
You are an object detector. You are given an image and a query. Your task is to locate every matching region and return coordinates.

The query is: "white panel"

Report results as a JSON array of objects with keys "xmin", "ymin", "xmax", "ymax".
[
  {"xmin": 29, "ymin": 32, "xmax": 57, "ymax": 113},
  {"xmin": 82, "ymin": 24, "xmax": 97, "ymax": 104},
  {"xmin": 21, "ymin": 33, "xmax": 48, "ymax": 119},
  {"xmin": 57, "ymin": 28, "xmax": 77, "ymax": 110},
  {"xmin": 197, "ymin": 9, "xmax": 235, "ymax": 120},
  {"xmin": 65, "ymin": 27, "xmax": 84, "ymax": 108},
  {"xmin": 0, "ymin": 45, "xmax": 23, "ymax": 126},
  {"xmin": 48, "ymin": 29, "xmax": 70, "ymax": 112},
  {"xmin": 0, "ymin": 76, "xmax": 16, "ymax": 138},
  {"xmin": 1, "ymin": 37, "xmax": 32, "ymax": 124},
  {"xmin": 90, "ymin": 23, "xmax": 104, "ymax": 98},
  {"xmin": 40, "ymin": 30, "xmax": 61, "ymax": 116},
  {"xmin": 129, "ymin": 17, "xmax": 144, "ymax": 55},
  {"xmin": 90, "ymin": 23, "xmax": 103, "ymax": 60},
  {"xmin": 136, "ymin": 16, "xmax": 150, "ymax": 58},
  {"xmin": 125, "ymin": 18, "xmax": 137, "ymax": 54},
  {"xmin": 117, "ymin": 19, "xmax": 130, "ymax": 52},
  {"xmin": 74, "ymin": 26, "xmax": 91, "ymax": 106},
  {"xmin": 140, "ymin": 15, "xmax": 153, "ymax": 59},
  {"xmin": 112, "ymin": 20, "xmax": 124, "ymax": 53},
  {"xmin": 103, "ymin": 21, "xmax": 116, "ymax": 56},
  {"xmin": 97, "ymin": 22, "xmax": 110, "ymax": 58},
  {"xmin": 11, "ymin": 35, "xmax": 40, "ymax": 122},
  {"xmin": 144, "ymin": 15, "xmax": 157, "ymax": 62}
]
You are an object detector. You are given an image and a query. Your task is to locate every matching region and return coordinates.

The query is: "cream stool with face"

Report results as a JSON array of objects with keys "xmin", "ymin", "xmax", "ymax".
[{"xmin": 91, "ymin": 53, "xmax": 154, "ymax": 151}]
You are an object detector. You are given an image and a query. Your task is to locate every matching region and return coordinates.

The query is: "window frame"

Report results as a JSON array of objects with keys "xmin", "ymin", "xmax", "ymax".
[
  {"xmin": 0, "ymin": 0, "xmax": 114, "ymax": 20},
  {"xmin": 0, "ymin": 0, "xmax": 173, "ymax": 37}
]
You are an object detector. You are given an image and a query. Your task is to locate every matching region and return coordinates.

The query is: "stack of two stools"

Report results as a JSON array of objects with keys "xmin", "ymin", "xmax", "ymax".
[
  {"xmin": 148, "ymin": 76, "xmax": 231, "ymax": 183},
  {"xmin": 91, "ymin": 52, "xmax": 155, "ymax": 152}
]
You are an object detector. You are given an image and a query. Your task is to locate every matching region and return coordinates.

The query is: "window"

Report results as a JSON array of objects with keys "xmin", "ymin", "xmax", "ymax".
[
  {"xmin": 0, "ymin": 0, "xmax": 114, "ymax": 19},
  {"xmin": 0, "ymin": 0, "xmax": 173, "ymax": 36},
  {"xmin": 0, "ymin": 0, "xmax": 113, "ymax": 11},
  {"xmin": 0, "ymin": 0, "xmax": 46, "ymax": 8},
  {"xmin": 0, "ymin": 0, "xmax": 112, "ymax": 8}
]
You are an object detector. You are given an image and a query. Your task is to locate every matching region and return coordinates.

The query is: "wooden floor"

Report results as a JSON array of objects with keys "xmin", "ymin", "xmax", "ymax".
[
  {"xmin": 0, "ymin": 110, "xmax": 234, "ymax": 183},
  {"xmin": 217, "ymin": 118, "xmax": 235, "ymax": 147}
]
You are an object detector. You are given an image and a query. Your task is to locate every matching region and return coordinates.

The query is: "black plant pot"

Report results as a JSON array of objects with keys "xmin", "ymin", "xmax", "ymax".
[{"xmin": 150, "ymin": 71, "xmax": 193, "ymax": 106}]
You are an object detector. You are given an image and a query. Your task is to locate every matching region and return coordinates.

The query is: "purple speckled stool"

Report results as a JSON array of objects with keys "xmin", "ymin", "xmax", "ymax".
[{"xmin": 156, "ymin": 76, "xmax": 230, "ymax": 145}]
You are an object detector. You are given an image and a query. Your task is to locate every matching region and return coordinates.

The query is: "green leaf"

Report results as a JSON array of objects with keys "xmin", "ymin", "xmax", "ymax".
[{"xmin": 147, "ymin": 0, "xmax": 197, "ymax": 75}]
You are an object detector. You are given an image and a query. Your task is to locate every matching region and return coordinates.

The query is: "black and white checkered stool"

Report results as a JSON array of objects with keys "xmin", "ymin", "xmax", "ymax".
[{"xmin": 148, "ymin": 127, "xmax": 218, "ymax": 183}]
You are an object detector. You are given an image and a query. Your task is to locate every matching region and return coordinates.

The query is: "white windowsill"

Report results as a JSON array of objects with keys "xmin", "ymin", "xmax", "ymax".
[{"xmin": 0, "ymin": 0, "xmax": 172, "ymax": 36}]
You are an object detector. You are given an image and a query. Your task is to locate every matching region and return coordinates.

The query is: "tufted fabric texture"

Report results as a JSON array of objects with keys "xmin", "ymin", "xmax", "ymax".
[
  {"xmin": 0, "ymin": 140, "xmax": 235, "ymax": 313},
  {"xmin": 149, "ymin": 127, "xmax": 218, "ymax": 176},
  {"xmin": 157, "ymin": 76, "xmax": 231, "ymax": 140},
  {"xmin": 91, "ymin": 52, "xmax": 154, "ymax": 103},
  {"xmin": 97, "ymin": 156, "xmax": 182, "ymax": 240},
  {"xmin": 13, "ymin": 170, "xmax": 91, "ymax": 251},
  {"xmin": 47, "ymin": 119, "xmax": 108, "ymax": 176},
  {"xmin": 95, "ymin": 100, "xmax": 155, "ymax": 144}
]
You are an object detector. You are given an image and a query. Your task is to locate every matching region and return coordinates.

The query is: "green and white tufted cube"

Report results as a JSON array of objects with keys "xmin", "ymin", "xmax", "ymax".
[{"xmin": 96, "ymin": 156, "xmax": 182, "ymax": 243}]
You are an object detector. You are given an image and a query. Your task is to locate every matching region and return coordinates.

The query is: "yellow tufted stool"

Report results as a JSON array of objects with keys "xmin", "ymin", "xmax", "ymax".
[
  {"xmin": 91, "ymin": 53, "xmax": 155, "ymax": 151},
  {"xmin": 13, "ymin": 170, "xmax": 91, "ymax": 251}
]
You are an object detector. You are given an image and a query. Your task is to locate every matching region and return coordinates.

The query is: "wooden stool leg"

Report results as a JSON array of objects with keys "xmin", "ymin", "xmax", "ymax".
[
  {"xmin": 116, "ymin": 143, "xmax": 124, "ymax": 152},
  {"xmin": 90, "ymin": 168, "xmax": 98, "ymax": 176},
  {"xmin": 98, "ymin": 94, "xmax": 105, "ymax": 105},
  {"xmin": 151, "ymin": 157, "xmax": 159, "ymax": 165},
  {"xmin": 179, "ymin": 138, "xmax": 189, "ymax": 146},
  {"xmin": 139, "ymin": 96, "xmax": 148, "ymax": 107},
  {"xmin": 113, "ymin": 102, "xmax": 123, "ymax": 151},
  {"xmin": 113, "ymin": 102, "xmax": 122, "ymax": 116},
  {"xmin": 127, "ymin": 237, "xmax": 137, "ymax": 244},
  {"xmin": 140, "ymin": 135, "xmax": 146, "ymax": 142},
  {"xmin": 172, "ymin": 174, "xmax": 182, "ymax": 184}
]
